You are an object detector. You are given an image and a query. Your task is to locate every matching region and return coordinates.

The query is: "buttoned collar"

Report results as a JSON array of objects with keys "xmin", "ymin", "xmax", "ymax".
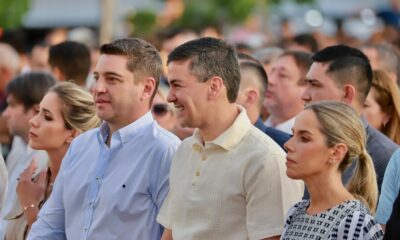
[
  {"xmin": 98, "ymin": 111, "xmax": 154, "ymax": 147},
  {"xmin": 192, "ymin": 105, "xmax": 252, "ymax": 151}
]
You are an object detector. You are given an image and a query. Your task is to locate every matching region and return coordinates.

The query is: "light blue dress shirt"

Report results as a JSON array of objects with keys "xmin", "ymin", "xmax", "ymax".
[
  {"xmin": 376, "ymin": 148, "xmax": 400, "ymax": 224},
  {"xmin": 28, "ymin": 112, "xmax": 180, "ymax": 240}
]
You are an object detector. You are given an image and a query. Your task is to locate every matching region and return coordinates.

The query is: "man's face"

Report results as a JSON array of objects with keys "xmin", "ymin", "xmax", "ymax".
[
  {"xmin": 93, "ymin": 54, "xmax": 144, "ymax": 127},
  {"xmin": 2, "ymin": 94, "xmax": 35, "ymax": 138},
  {"xmin": 167, "ymin": 60, "xmax": 210, "ymax": 129},
  {"xmin": 301, "ymin": 62, "xmax": 344, "ymax": 105},
  {"xmin": 264, "ymin": 55, "xmax": 306, "ymax": 113}
]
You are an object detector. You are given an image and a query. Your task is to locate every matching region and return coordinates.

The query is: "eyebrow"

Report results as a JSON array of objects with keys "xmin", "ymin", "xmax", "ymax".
[
  {"xmin": 169, "ymin": 79, "xmax": 182, "ymax": 85},
  {"xmin": 291, "ymin": 128, "xmax": 313, "ymax": 135},
  {"xmin": 41, "ymin": 108, "xmax": 54, "ymax": 116},
  {"xmin": 93, "ymin": 71, "xmax": 123, "ymax": 78},
  {"xmin": 305, "ymin": 79, "xmax": 321, "ymax": 84}
]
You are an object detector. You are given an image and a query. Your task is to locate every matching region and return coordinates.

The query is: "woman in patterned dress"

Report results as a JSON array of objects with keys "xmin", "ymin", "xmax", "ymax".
[{"xmin": 281, "ymin": 101, "xmax": 383, "ymax": 240}]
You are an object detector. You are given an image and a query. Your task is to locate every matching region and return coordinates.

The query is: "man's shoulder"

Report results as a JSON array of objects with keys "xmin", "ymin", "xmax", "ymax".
[
  {"xmin": 148, "ymin": 123, "xmax": 181, "ymax": 149},
  {"xmin": 242, "ymin": 126, "xmax": 286, "ymax": 156},
  {"xmin": 366, "ymin": 125, "xmax": 399, "ymax": 156}
]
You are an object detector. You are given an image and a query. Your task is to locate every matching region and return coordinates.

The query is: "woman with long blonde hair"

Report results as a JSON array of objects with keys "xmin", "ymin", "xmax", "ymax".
[{"xmin": 281, "ymin": 101, "xmax": 383, "ymax": 239}]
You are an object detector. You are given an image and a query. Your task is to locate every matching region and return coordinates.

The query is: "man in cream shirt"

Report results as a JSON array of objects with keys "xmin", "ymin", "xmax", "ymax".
[{"xmin": 157, "ymin": 37, "xmax": 303, "ymax": 240}]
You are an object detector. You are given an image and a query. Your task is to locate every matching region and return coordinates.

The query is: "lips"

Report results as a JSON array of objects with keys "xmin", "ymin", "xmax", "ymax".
[
  {"xmin": 286, "ymin": 156, "xmax": 296, "ymax": 166},
  {"xmin": 29, "ymin": 131, "xmax": 38, "ymax": 139}
]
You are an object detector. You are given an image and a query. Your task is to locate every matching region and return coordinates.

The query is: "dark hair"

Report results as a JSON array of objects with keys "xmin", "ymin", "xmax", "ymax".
[
  {"xmin": 6, "ymin": 72, "xmax": 57, "ymax": 110},
  {"xmin": 100, "ymin": 38, "xmax": 163, "ymax": 101},
  {"xmin": 167, "ymin": 37, "xmax": 240, "ymax": 103},
  {"xmin": 293, "ymin": 33, "xmax": 319, "ymax": 53},
  {"xmin": 48, "ymin": 41, "xmax": 91, "ymax": 86},
  {"xmin": 280, "ymin": 51, "xmax": 312, "ymax": 85},
  {"xmin": 312, "ymin": 45, "xmax": 373, "ymax": 103}
]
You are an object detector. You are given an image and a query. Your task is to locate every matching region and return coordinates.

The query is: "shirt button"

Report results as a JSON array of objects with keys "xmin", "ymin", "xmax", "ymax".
[
  {"xmin": 96, "ymin": 177, "xmax": 100, "ymax": 181},
  {"xmin": 89, "ymin": 201, "xmax": 93, "ymax": 206},
  {"xmin": 195, "ymin": 171, "xmax": 200, "ymax": 176},
  {"xmin": 84, "ymin": 228, "xmax": 87, "ymax": 231},
  {"xmin": 201, "ymin": 155, "xmax": 207, "ymax": 161},
  {"xmin": 192, "ymin": 182, "xmax": 195, "ymax": 186}
]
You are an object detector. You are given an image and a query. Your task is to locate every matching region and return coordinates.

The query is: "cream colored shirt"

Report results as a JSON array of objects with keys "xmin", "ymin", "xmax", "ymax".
[{"xmin": 157, "ymin": 107, "xmax": 303, "ymax": 240}]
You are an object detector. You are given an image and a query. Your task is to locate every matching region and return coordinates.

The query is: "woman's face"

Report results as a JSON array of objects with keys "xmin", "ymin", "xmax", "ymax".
[
  {"xmin": 363, "ymin": 87, "xmax": 390, "ymax": 130},
  {"xmin": 151, "ymin": 92, "xmax": 176, "ymax": 131},
  {"xmin": 284, "ymin": 109, "xmax": 333, "ymax": 180},
  {"xmin": 29, "ymin": 92, "xmax": 74, "ymax": 151}
]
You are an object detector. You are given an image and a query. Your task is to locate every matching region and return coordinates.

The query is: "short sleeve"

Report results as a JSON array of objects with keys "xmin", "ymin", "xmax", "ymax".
[{"xmin": 335, "ymin": 211, "xmax": 384, "ymax": 240}]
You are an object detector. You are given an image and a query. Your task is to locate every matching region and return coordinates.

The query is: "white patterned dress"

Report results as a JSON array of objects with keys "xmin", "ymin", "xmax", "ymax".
[{"xmin": 281, "ymin": 200, "xmax": 384, "ymax": 240}]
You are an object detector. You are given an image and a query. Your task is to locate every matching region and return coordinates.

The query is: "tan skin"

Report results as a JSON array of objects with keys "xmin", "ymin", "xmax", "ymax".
[
  {"xmin": 284, "ymin": 110, "xmax": 355, "ymax": 216},
  {"xmin": 162, "ymin": 60, "xmax": 280, "ymax": 240},
  {"xmin": 16, "ymin": 92, "xmax": 78, "ymax": 226}
]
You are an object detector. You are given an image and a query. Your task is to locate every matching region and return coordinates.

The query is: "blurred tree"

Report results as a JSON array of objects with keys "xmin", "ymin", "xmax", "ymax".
[
  {"xmin": 0, "ymin": 0, "xmax": 29, "ymax": 29},
  {"xmin": 175, "ymin": 0, "xmax": 314, "ymax": 31},
  {"xmin": 127, "ymin": 10, "xmax": 158, "ymax": 37}
]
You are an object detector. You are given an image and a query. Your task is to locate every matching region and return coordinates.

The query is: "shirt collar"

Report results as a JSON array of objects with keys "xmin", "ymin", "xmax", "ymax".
[
  {"xmin": 192, "ymin": 105, "xmax": 252, "ymax": 151},
  {"xmin": 98, "ymin": 111, "xmax": 154, "ymax": 146}
]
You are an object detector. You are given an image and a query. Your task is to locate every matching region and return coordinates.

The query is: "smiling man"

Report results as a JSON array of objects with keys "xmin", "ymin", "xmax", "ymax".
[
  {"xmin": 157, "ymin": 37, "xmax": 303, "ymax": 240},
  {"xmin": 28, "ymin": 38, "xmax": 180, "ymax": 240}
]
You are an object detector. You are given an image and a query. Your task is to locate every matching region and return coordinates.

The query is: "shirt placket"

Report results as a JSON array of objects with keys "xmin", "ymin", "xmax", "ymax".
[{"xmin": 81, "ymin": 145, "xmax": 113, "ymax": 239}]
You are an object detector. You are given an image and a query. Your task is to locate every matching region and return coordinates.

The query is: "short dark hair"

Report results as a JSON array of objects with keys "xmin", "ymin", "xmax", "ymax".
[
  {"xmin": 280, "ymin": 51, "xmax": 312, "ymax": 85},
  {"xmin": 237, "ymin": 53, "xmax": 268, "ymax": 109},
  {"xmin": 49, "ymin": 41, "xmax": 91, "ymax": 86},
  {"xmin": 6, "ymin": 72, "xmax": 57, "ymax": 110},
  {"xmin": 167, "ymin": 37, "xmax": 240, "ymax": 103},
  {"xmin": 312, "ymin": 45, "xmax": 372, "ymax": 103},
  {"xmin": 293, "ymin": 33, "xmax": 319, "ymax": 52},
  {"xmin": 100, "ymin": 38, "xmax": 163, "ymax": 100}
]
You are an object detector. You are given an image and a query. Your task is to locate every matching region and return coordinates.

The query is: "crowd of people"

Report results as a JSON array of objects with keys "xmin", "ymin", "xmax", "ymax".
[{"xmin": 0, "ymin": 19, "xmax": 399, "ymax": 240}]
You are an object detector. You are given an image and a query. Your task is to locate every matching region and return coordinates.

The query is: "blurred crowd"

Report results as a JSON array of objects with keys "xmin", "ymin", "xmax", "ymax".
[{"xmin": 0, "ymin": 8, "xmax": 399, "ymax": 239}]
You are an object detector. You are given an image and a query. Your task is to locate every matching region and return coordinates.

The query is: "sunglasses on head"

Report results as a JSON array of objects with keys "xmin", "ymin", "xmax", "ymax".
[{"xmin": 152, "ymin": 103, "xmax": 170, "ymax": 116}]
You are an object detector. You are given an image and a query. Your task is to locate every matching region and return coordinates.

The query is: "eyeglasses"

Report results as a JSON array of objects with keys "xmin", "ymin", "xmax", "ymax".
[{"xmin": 152, "ymin": 103, "xmax": 170, "ymax": 116}]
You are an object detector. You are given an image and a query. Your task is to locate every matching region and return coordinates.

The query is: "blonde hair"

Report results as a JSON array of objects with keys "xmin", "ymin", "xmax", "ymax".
[
  {"xmin": 306, "ymin": 101, "xmax": 378, "ymax": 213},
  {"xmin": 50, "ymin": 82, "xmax": 101, "ymax": 132},
  {"xmin": 370, "ymin": 70, "xmax": 400, "ymax": 144}
]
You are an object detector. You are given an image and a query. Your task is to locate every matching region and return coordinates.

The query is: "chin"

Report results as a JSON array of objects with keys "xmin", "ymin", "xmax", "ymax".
[{"xmin": 286, "ymin": 170, "xmax": 302, "ymax": 180}]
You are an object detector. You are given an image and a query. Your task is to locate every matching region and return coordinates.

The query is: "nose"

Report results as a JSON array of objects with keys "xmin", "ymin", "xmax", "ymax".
[
  {"xmin": 284, "ymin": 136, "xmax": 294, "ymax": 152},
  {"xmin": 29, "ymin": 114, "xmax": 39, "ymax": 128},
  {"xmin": 2, "ymin": 106, "xmax": 10, "ymax": 118},
  {"xmin": 166, "ymin": 88, "xmax": 176, "ymax": 103},
  {"xmin": 92, "ymin": 77, "xmax": 107, "ymax": 94},
  {"xmin": 301, "ymin": 87, "xmax": 311, "ymax": 104}
]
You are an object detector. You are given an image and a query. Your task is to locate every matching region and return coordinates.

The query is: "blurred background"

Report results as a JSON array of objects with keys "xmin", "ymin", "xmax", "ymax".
[{"xmin": 1, "ymin": 0, "xmax": 399, "ymax": 53}]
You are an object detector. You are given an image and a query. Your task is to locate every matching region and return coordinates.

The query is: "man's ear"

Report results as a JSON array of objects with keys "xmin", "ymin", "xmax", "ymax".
[
  {"xmin": 342, "ymin": 84, "xmax": 356, "ymax": 105},
  {"xmin": 208, "ymin": 76, "xmax": 224, "ymax": 100},
  {"xmin": 141, "ymin": 77, "xmax": 156, "ymax": 101},
  {"xmin": 51, "ymin": 66, "xmax": 65, "ymax": 81},
  {"xmin": 243, "ymin": 88, "xmax": 259, "ymax": 108}
]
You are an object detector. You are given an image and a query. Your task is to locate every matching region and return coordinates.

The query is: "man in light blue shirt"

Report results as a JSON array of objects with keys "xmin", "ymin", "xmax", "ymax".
[{"xmin": 28, "ymin": 38, "xmax": 180, "ymax": 240}]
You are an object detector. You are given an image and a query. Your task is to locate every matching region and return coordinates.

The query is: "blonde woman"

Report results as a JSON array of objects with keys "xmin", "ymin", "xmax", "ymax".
[
  {"xmin": 281, "ymin": 101, "xmax": 383, "ymax": 239},
  {"xmin": 363, "ymin": 70, "xmax": 400, "ymax": 145},
  {"xmin": 8, "ymin": 82, "xmax": 100, "ymax": 239}
]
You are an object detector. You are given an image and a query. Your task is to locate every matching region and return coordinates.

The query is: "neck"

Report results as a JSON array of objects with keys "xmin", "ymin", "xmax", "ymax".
[
  {"xmin": 198, "ymin": 104, "xmax": 239, "ymax": 142},
  {"xmin": 269, "ymin": 103, "xmax": 302, "ymax": 126},
  {"xmin": 108, "ymin": 110, "xmax": 148, "ymax": 136},
  {"xmin": 304, "ymin": 171, "xmax": 354, "ymax": 214},
  {"xmin": 46, "ymin": 145, "xmax": 69, "ymax": 182},
  {"xmin": 245, "ymin": 105, "xmax": 259, "ymax": 124}
]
